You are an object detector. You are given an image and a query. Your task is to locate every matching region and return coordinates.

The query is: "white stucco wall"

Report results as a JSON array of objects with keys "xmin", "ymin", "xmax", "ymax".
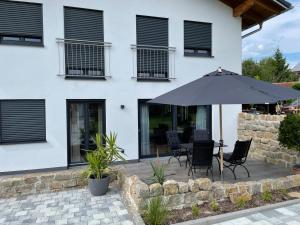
[{"xmin": 0, "ymin": 0, "xmax": 242, "ymax": 172}]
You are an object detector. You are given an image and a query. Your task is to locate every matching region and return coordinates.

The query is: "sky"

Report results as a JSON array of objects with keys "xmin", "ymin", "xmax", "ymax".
[{"xmin": 242, "ymin": 0, "xmax": 300, "ymax": 68}]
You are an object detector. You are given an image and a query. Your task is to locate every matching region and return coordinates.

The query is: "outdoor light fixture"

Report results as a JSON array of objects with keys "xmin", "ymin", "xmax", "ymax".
[{"xmin": 120, "ymin": 105, "xmax": 125, "ymax": 109}]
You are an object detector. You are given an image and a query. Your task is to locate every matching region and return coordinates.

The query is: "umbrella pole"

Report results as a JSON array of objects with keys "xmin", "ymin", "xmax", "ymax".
[{"xmin": 219, "ymin": 104, "xmax": 224, "ymax": 181}]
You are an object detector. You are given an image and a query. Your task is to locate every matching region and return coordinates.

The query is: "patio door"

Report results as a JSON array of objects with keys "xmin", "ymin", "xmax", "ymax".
[
  {"xmin": 67, "ymin": 100, "xmax": 105, "ymax": 166},
  {"xmin": 138, "ymin": 100, "xmax": 211, "ymax": 158}
]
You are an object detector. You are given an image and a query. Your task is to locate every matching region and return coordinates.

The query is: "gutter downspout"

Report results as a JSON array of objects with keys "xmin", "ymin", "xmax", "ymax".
[{"xmin": 241, "ymin": 0, "xmax": 292, "ymax": 39}]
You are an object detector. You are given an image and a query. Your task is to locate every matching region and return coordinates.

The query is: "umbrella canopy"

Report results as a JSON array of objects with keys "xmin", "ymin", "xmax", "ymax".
[
  {"xmin": 148, "ymin": 68, "xmax": 300, "ymax": 181},
  {"xmin": 148, "ymin": 69, "xmax": 300, "ymax": 106}
]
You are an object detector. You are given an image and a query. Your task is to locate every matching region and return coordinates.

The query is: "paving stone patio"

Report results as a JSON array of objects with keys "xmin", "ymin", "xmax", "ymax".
[
  {"xmin": 122, "ymin": 157, "xmax": 292, "ymax": 183},
  {"xmin": 215, "ymin": 202, "xmax": 300, "ymax": 225},
  {"xmin": 0, "ymin": 187, "xmax": 134, "ymax": 225}
]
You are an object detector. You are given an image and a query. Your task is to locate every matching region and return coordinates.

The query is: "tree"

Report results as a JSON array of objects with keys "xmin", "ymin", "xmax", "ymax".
[{"xmin": 242, "ymin": 48, "xmax": 298, "ymax": 83}]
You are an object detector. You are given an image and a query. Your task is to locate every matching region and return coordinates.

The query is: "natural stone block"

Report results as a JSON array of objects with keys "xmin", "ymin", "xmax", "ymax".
[
  {"xmin": 54, "ymin": 173, "xmax": 72, "ymax": 181},
  {"xmin": 133, "ymin": 180, "xmax": 149, "ymax": 198},
  {"xmin": 178, "ymin": 182, "xmax": 189, "ymax": 193},
  {"xmin": 163, "ymin": 194, "xmax": 184, "ymax": 208},
  {"xmin": 212, "ymin": 182, "xmax": 226, "ymax": 200},
  {"xmin": 62, "ymin": 179, "xmax": 77, "ymax": 188},
  {"xmin": 224, "ymin": 184, "xmax": 238, "ymax": 197},
  {"xmin": 149, "ymin": 183, "xmax": 163, "ymax": 197},
  {"xmin": 188, "ymin": 179, "xmax": 198, "ymax": 193},
  {"xmin": 261, "ymin": 179, "xmax": 273, "ymax": 192},
  {"xmin": 50, "ymin": 182, "xmax": 63, "ymax": 191},
  {"xmin": 24, "ymin": 176, "xmax": 38, "ymax": 184},
  {"xmin": 184, "ymin": 192, "xmax": 196, "ymax": 204},
  {"xmin": 195, "ymin": 178, "xmax": 212, "ymax": 191},
  {"xmin": 229, "ymin": 192, "xmax": 252, "ymax": 204},
  {"xmin": 195, "ymin": 191, "xmax": 211, "ymax": 201},
  {"xmin": 163, "ymin": 180, "xmax": 178, "ymax": 195}
]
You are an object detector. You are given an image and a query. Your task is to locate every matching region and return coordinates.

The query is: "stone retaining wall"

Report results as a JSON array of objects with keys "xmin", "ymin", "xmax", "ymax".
[
  {"xmin": 118, "ymin": 168, "xmax": 300, "ymax": 212},
  {"xmin": 0, "ymin": 168, "xmax": 88, "ymax": 198},
  {"xmin": 238, "ymin": 113, "xmax": 300, "ymax": 168}
]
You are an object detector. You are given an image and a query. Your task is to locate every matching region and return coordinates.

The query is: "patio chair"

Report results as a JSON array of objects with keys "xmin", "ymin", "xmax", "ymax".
[
  {"xmin": 193, "ymin": 129, "xmax": 210, "ymax": 141},
  {"xmin": 166, "ymin": 131, "xmax": 189, "ymax": 167},
  {"xmin": 223, "ymin": 139, "xmax": 252, "ymax": 180},
  {"xmin": 188, "ymin": 140, "xmax": 215, "ymax": 181}
]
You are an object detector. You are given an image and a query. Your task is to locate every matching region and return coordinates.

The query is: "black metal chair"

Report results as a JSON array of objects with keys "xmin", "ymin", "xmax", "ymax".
[
  {"xmin": 193, "ymin": 129, "xmax": 210, "ymax": 141},
  {"xmin": 188, "ymin": 140, "xmax": 215, "ymax": 181},
  {"xmin": 223, "ymin": 139, "xmax": 252, "ymax": 180},
  {"xmin": 166, "ymin": 131, "xmax": 188, "ymax": 167}
]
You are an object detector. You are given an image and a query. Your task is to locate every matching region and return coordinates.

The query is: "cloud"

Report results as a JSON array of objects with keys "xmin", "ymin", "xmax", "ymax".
[{"xmin": 242, "ymin": 0, "xmax": 300, "ymax": 67}]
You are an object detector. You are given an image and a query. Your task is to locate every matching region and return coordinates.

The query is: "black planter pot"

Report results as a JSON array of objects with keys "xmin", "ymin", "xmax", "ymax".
[{"xmin": 88, "ymin": 175, "xmax": 109, "ymax": 196}]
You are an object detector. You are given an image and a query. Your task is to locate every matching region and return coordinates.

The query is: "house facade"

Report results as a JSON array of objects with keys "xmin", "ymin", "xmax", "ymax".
[
  {"xmin": 0, "ymin": 0, "xmax": 291, "ymax": 173},
  {"xmin": 293, "ymin": 62, "xmax": 300, "ymax": 81}
]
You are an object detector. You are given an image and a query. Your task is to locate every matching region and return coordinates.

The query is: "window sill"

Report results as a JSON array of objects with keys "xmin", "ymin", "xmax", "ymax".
[
  {"xmin": 184, "ymin": 52, "xmax": 214, "ymax": 58},
  {"xmin": 64, "ymin": 75, "xmax": 108, "ymax": 80},
  {"xmin": 0, "ymin": 41, "xmax": 44, "ymax": 48},
  {"xmin": 136, "ymin": 77, "xmax": 173, "ymax": 82},
  {"xmin": 0, "ymin": 140, "xmax": 47, "ymax": 146}
]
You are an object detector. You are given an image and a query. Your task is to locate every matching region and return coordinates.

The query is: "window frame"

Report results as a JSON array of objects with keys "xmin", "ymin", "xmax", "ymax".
[
  {"xmin": 183, "ymin": 20, "xmax": 213, "ymax": 58},
  {"xmin": 0, "ymin": 99, "xmax": 47, "ymax": 145},
  {"xmin": 0, "ymin": 0, "xmax": 44, "ymax": 47}
]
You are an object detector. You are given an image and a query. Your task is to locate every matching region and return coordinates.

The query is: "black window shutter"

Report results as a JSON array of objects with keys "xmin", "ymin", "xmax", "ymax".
[
  {"xmin": 64, "ymin": 7, "xmax": 103, "ymax": 42},
  {"xmin": 136, "ymin": 16, "xmax": 169, "ymax": 79},
  {"xmin": 0, "ymin": 1, "xmax": 43, "ymax": 37},
  {"xmin": 0, "ymin": 100, "xmax": 46, "ymax": 144},
  {"xmin": 136, "ymin": 15, "xmax": 168, "ymax": 46},
  {"xmin": 184, "ymin": 21, "xmax": 212, "ymax": 51},
  {"xmin": 64, "ymin": 7, "xmax": 104, "ymax": 76}
]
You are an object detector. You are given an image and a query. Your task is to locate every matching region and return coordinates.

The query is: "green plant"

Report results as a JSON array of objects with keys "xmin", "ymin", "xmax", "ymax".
[
  {"xmin": 261, "ymin": 191, "xmax": 273, "ymax": 202},
  {"xmin": 150, "ymin": 161, "xmax": 166, "ymax": 185},
  {"xmin": 278, "ymin": 114, "xmax": 300, "ymax": 151},
  {"xmin": 292, "ymin": 83, "xmax": 300, "ymax": 91},
  {"xmin": 210, "ymin": 200, "xmax": 219, "ymax": 212},
  {"xmin": 144, "ymin": 197, "xmax": 168, "ymax": 225},
  {"xmin": 235, "ymin": 196, "xmax": 248, "ymax": 209},
  {"xmin": 86, "ymin": 132, "xmax": 125, "ymax": 179},
  {"xmin": 191, "ymin": 204, "xmax": 200, "ymax": 218}
]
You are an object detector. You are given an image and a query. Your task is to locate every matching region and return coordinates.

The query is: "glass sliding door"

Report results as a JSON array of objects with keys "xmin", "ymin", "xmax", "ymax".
[
  {"xmin": 139, "ymin": 100, "xmax": 211, "ymax": 158},
  {"xmin": 67, "ymin": 100, "xmax": 105, "ymax": 165},
  {"xmin": 139, "ymin": 101, "xmax": 173, "ymax": 157}
]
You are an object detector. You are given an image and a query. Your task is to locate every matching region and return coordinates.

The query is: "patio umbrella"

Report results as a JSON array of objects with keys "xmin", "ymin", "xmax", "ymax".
[{"xmin": 148, "ymin": 68, "xmax": 300, "ymax": 179}]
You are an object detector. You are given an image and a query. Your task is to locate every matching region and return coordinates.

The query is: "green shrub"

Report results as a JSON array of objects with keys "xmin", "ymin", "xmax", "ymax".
[
  {"xmin": 150, "ymin": 162, "xmax": 166, "ymax": 185},
  {"xmin": 261, "ymin": 191, "xmax": 273, "ymax": 202},
  {"xmin": 278, "ymin": 114, "xmax": 300, "ymax": 151},
  {"xmin": 144, "ymin": 197, "xmax": 168, "ymax": 225},
  {"xmin": 292, "ymin": 83, "xmax": 300, "ymax": 91},
  {"xmin": 210, "ymin": 200, "xmax": 219, "ymax": 212},
  {"xmin": 191, "ymin": 204, "xmax": 200, "ymax": 218}
]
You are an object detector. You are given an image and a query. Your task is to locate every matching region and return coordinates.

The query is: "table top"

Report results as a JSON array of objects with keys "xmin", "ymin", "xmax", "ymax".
[{"xmin": 181, "ymin": 142, "xmax": 228, "ymax": 149}]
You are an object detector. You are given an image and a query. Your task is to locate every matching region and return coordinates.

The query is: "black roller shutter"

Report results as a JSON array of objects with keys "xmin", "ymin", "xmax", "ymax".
[
  {"xmin": 0, "ymin": 100, "xmax": 46, "ymax": 144},
  {"xmin": 184, "ymin": 21, "xmax": 212, "ymax": 56},
  {"xmin": 136, "ymin": 16, "xmax": 169, "ymax": 79},
  {"xmin": 0, "ymin": 1, "xmax": 43, "ymax": 37},
  {"xmin": 64, "ymin": 7, "xmax": 104, "ymax": 76}
]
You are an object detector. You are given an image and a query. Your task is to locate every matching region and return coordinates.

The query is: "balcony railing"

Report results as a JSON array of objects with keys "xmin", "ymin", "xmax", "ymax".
[
  {"xmin": 131, "ymin": 44, "xmax": 176, "ymax": 81},
  {"xmin": 56, "ymin": 38, "xmax": 112, "ymax": 79}
]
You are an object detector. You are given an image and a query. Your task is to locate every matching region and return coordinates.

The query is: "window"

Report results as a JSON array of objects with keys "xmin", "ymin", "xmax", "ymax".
[
  {"xmin": 184, "ymin": 21, "xmax": 212, "ymax": 57},
  {"xmin": 0, "ymin": 100, "xmax": 46, "ymax": 144},
  {"xmin": 136, "ymin": 15, "xmax": 169, "ymax": 80},
  {"xmin": 64, "ymin": 7, "xmax": 105, "ymax": 78},
  {"xmin": 0, "ymin": 1, "xmax": 43, "ymax": 46}
]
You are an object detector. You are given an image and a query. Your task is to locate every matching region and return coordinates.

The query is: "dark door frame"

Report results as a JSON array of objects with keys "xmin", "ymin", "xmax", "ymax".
[
  {"xmin": 138, "ymin": 99, "xmax": 212, "ymax": 159},
  {"xmin": 66, "ymin": 99, "xmax": 106, "ymax": 167}
]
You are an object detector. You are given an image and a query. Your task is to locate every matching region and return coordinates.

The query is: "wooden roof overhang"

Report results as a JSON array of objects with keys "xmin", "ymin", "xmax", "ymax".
[{"xmin": 219, "ymin": 0, "xmax": 292, "ymax": 30}]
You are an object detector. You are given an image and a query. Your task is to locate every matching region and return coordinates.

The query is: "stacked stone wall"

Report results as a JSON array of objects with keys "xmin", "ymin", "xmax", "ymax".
[{"xmin": 238, "ymin": 113, "xmax": 300, "ymax": 167}]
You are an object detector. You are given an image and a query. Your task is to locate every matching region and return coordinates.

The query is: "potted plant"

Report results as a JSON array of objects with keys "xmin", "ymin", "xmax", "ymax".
[
  {"xmin": 85, "ymin": 132, "xmax": 125, "ymax": 196},
  {"xmin": 278, "ymin": 114, "xmax": 300, "ymax": 175}
]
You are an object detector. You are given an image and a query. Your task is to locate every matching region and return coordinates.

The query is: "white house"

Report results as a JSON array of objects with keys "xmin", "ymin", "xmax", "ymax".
[{"xmin": 0, "ymin": 0, "xmax": 291, "ymax": 174}]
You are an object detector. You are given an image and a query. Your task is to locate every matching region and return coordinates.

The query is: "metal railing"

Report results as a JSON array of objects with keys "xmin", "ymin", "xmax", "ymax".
[
  {"xmin": 131, "ymin": 44, "xmax": 176, "ymax": 80},
  {"xmin": 57, "ymin": 38, "xmax": 112, "ymax": 79}
]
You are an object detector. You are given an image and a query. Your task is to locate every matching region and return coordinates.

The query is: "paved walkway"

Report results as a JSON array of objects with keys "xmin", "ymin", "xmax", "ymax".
[
  {"xmin": 215, "ymin": 202, "xmax": 300, "ymax": 225},
  {"xmin": 0, "ymin": 188, "xmax": 134, "ymax": 225}
]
